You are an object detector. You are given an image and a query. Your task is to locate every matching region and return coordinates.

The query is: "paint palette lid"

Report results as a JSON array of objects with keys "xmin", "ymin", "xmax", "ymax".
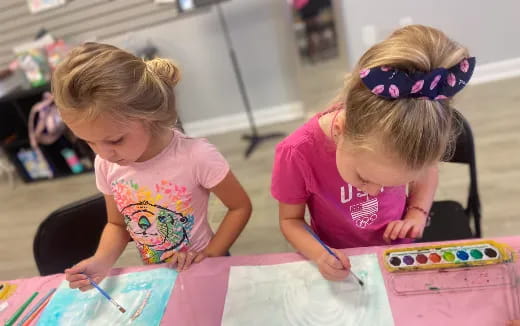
[
  {"xmin": 387, "ymin": 262, "xmax": 520, "ymax": 324},
  {"xmin": 389, "ymin": 262, "xmax": 517, "ymax": 295}
]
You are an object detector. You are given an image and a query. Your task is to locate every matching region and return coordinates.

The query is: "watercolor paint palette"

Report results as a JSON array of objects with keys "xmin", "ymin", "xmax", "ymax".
[{"xmin": 383, "ymin": 240, "xmax": 514, "ymax": 272}]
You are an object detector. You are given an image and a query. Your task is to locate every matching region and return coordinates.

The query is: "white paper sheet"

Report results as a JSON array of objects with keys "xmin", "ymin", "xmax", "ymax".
[{"xmin": 222, "ymin": 254, "xmax": 394, "ymax": 326}]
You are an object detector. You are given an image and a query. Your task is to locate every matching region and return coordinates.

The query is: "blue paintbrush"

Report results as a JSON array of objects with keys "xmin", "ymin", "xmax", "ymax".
[
  {"xmin": 83, "ymin": 274, "xmax": 126, "ymax": 313},
  {"xmin": 304, "ymin": 224, "xmax": 364, "ymax": 286}
]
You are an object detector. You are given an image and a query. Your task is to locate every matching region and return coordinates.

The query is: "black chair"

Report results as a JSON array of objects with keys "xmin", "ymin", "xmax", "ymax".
[
  {"xmin": 33, "ymin": 193, "xmax": 107, "ymax": 276},
  {"xmin": 419, "ymin": 110, "xmax": 481, "ymax": 242}
]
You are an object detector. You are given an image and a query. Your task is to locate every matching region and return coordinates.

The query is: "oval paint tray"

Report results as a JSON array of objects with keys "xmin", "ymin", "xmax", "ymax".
[{"xmin": 382, "ymin": 240, "xmax": 515, "ymax": 272}]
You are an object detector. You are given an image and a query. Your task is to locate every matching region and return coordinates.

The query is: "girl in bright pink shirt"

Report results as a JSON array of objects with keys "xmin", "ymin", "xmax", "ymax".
[{"xmin": 271, "ymin": 25, "xmax": 475, "ymax": 281}]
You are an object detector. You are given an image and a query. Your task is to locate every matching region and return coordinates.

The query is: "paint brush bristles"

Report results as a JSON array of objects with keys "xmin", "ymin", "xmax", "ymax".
[
  {"xmin": 83, "ymin": 274, "xmax": 126, "ymax": 314},
  {"xmin": 349, "ymin": 271, "xmax": 365, "ymax": 287},
  {"xmin": 114, "ymin": 301, "xmax": 126, "ymax": 314},
  {"xmin": 304, "ymin": 225, "xmax": 365, "ymax": 287}
]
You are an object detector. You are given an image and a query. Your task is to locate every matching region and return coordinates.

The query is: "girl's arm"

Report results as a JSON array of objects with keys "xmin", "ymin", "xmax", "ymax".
[
  {"xmin": 407, "ymin": 164, "xmax": 438, "ymax": 216},
  {"xmin": 279, "ymin": 203, "xmax": 351, "ymax": 281},
  {"xmin": 65, "ymin": 195, "xmax": 130, "ymax": 291},
  {"xmin": 384, "ymin": 164, "xmax": 438, "ymax": 242},
  {"xmin": 92, "ymin": 195, "xmax": 131, "ymax": 264},
  {"xmin": 279, "ymin": 203, "xmax": 325, "ymax": 261},
  {"xmin": 202, "ymin": 171, "xmax": 252, "ymax": 257}
]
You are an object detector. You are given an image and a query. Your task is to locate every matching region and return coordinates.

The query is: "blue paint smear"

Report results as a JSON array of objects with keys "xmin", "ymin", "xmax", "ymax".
[{"xmin": 37, "ymin": 268, "xmax": 177, "ymax": 326}]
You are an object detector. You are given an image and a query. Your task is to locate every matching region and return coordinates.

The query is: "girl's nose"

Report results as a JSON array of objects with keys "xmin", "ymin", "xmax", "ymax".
[{"xmin": 96, "ymin": 145, "xmax": 116, "ymax": 161}]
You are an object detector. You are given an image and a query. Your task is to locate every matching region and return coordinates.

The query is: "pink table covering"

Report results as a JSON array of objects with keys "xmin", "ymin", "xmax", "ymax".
[{"xmin": 3, "ymin": 236, "xmax": 520, "ymax": 325}]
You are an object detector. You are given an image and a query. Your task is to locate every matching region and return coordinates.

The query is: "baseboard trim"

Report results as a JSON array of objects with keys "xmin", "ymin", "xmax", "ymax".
[
  {"xmin": 183, "ymin": 101, "xmax": 304, "ymax": 137},
  {"xmin": 471, "ymin": 57, "xmax": 520, "ymax": 85}
]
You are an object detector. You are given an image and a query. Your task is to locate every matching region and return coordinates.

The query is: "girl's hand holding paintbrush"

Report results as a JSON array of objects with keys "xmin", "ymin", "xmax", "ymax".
[
  {"xmin": 302, "ymin": 225, "xmax": 361, "ymax": 283},
  {"xmin": 65, "ymin": 202, "xmax": 130, "ymax": 292},
  {"xmin": 65, "ymin": 256, "xmax": 112, "ymax": 292},
  {"xmin": 316, "ymin": 248, "xmax": 351, "ymax": 281}
]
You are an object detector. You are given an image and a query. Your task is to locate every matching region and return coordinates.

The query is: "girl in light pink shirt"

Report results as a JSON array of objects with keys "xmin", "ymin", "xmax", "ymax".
[
  {"xmin": 272, "ymin": 25, "xmax": 475, "ymax": 281},
  {"xmin": 53, "ymin": 43, "xmax": 252, "ymax": 292}
]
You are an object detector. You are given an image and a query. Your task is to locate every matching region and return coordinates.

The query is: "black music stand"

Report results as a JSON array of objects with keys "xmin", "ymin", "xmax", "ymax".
[{"xmin": 211, "ymin": 1, "xmax": 286, "ymax": 157}]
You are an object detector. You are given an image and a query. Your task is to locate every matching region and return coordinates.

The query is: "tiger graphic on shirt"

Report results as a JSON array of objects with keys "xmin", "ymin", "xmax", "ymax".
[{"xmin": 111, "ymin": 179, "xmax": 195, "ymax": 264}]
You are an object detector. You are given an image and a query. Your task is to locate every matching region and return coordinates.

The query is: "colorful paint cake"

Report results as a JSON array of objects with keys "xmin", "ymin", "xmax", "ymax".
[{"xmin": 382, "ymin": 240, "xmax": 513, "ymax": 272}]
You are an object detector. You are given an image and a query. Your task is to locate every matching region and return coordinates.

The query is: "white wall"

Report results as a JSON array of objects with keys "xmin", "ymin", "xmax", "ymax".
[
  {"xmin": 104, "ymin": 0, "xmax": 302, "ymax": 134},
  {"xmin": 1, "ymin": 0, "xmax": 301, "ymax": 135},
  {"xmin": 336, "ymin": 0, "xmax": 520, "ymax": 69}
]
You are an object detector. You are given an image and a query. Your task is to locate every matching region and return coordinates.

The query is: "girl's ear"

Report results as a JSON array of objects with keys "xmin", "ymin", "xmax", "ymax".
[
  {"xmin": 332, "ymin": 112, "xmax": 345, "ymax": 143},
  {"xmin": 141, "ymin": 120, "xmax": 156, "ymax": 134}
]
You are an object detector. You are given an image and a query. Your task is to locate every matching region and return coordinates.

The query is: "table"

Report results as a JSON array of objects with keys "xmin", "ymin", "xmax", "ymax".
[{"xmin": 3, "ymin": 237, "xmax": 520, "ymax": 325}]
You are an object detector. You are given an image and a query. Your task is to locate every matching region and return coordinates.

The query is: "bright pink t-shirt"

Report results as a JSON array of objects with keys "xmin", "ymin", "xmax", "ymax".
[
  {"xmin": 271, "ymin": 113, "xmax": 410, "ymax": 249},
  {"xmin": 95, "ymin": 130, "xmax": 229, "ymax": 264}
]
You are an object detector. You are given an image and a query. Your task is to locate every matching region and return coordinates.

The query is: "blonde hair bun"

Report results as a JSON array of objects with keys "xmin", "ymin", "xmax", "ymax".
[
  {"xmin": 52, "ymin": 42, "xmax": 181, "ymax": 132},
  {"xmin": 145, "ymin": 58, "xmax": 181, "ymax": 87}
]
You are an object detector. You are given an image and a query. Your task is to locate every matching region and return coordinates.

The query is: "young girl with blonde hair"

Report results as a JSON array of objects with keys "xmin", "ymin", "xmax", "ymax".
[
  {"xmin": 272, "ymin": 25, "xmax": 475, "ymax": 281},
  {"xmin": 53, "ymin": 43, "xmax": 252, "ymax": 291}
]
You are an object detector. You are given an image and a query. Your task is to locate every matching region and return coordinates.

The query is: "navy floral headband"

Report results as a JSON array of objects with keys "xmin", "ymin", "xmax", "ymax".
[{"xmin": 359, "ymin": 57, "xmax": 476, "ymax": 100}]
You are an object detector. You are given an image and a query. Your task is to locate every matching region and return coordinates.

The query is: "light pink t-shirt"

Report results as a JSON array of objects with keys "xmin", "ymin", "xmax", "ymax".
[
  {"xmin": 271, "ymin": 113, "xmax": 410, "ymax": 249},
  {"xmin": 95, "ymin": 130, "xmax": 229, "ymax": 264}
]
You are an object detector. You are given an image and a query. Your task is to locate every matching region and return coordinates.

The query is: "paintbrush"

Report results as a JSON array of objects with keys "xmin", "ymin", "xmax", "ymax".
[
  {"xmin": 21, "ymin": 294, "xmax": 53, "ymax": 326},
  {"xmin": 304, "ymin": 225, "xmax": 365, "ymax": 286},
  {"xmin": 83, "ymin": 274, "xmax": 126, "ymax": 313},
  {"xmin": 16, "ymin": 288, "xmax": 56, "ymax": 326}
]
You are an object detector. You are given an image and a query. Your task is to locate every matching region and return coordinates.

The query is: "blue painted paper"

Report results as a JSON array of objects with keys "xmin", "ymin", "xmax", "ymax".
[{"xmin": 37, "ymin": 268, "xmax": 177, "ymax": 326}]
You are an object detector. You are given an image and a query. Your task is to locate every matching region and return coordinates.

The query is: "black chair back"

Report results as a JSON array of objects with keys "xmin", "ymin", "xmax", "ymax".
[
  {"xmin": 420, "ymin": 109, "xmax": 482, "ymax": 242},
  {"xmin": 33, "ymin": 194, "xmax": 107, "ymax": 276}
]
